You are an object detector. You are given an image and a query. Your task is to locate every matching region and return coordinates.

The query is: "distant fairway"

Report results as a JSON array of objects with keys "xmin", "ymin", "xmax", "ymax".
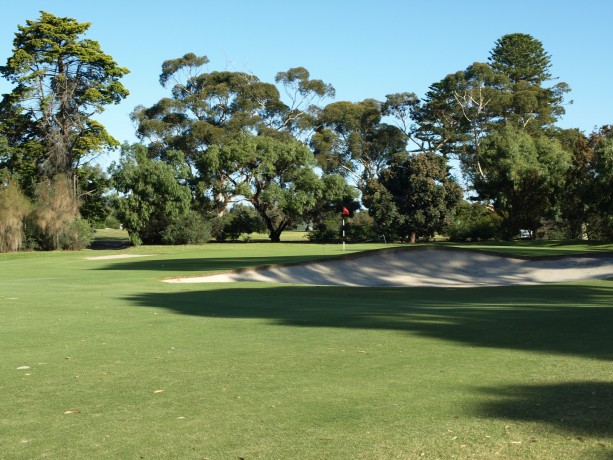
[{"xmin": 2, "ymin": 241, "xmax": 613, "ymax": 459}]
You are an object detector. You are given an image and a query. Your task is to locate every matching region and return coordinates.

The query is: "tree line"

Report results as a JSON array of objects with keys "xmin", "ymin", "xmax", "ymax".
[{"xmin": 1, "ymin": 11, "xmax": 612, "ymax": 251}]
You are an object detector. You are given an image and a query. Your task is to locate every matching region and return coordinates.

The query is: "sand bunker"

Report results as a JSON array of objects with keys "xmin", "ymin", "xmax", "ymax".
[
  {"xmin": 163, "ymin": 248, "xmax": 613, "ymax": 287},
  {"xmin": 85, "ymin": 254, "xmax": 154, "ymax": 261}
]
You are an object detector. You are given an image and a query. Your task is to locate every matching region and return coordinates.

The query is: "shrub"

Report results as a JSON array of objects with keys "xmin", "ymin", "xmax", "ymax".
[
  {"xmin": 346, "ymin": 212, "xmax": 376, "ymax": 242},
  {"xmin": 31, "ymin": 175, "xmax": 80, "ymax": 250},
  {"xmin": 307, "ymin": 215, "xmax": 341, "ymax": 242},
  {"xmin": 0, "ymin": 180, "xmax": 31, "ymax": 252},
  {"xmin": 104, "ymin": 214, "xmax": 122, "ymax": 230},
  {"xmin": 214, "ymin": 205, "xmax": 266, "ymax": 242},
  {"xmin": 162, "ymin": 211, "xmax": 212, "ymax": 245},
  {"xmin": 59, "ymin": 217, "xmax": 94, "ymax": 250},
  {"xmin": 447, "ymin": 202, "xmax": 503, "ymax": 242}
]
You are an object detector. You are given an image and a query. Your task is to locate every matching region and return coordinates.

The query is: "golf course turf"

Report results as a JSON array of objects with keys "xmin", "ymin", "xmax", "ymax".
[{"xmin": 2, "ymin": 240, "xmax": 612, "ymax": 459}]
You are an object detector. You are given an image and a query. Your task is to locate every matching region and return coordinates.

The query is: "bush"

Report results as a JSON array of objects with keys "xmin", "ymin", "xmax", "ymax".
[
  {"xmin": 213, "ymin": 205, "xmax": 266, "ymax": 242},
  {"xmin": 0, "ymin": 180, "xmax": 31, "ymax": 252},
  {"xmin": 307, "ymin": 215, "xmax": 341, "ymax": 242},
  {"xmin": 162, "ymin": 211, "xmax": 212, "ymax": 245},
  {"xmin": 447, "ymin": 202, "xmax": 503, "ymax": 242},
  {"xmin": 104, "ymin": 214, "xmax": 122, "ymax": 230},
  {"xmin": 31, "ymin": 175, "xmax": 80, "ymax": 250},
  {"xmin": 587, "ymin": 214, "xmax": 613, "ymax": 240},
  {"xmin": 346, "ymin": 212, "xmax": 377, "ymax": 242},
  {"xmin": 59, "ymin": 218, "xmax": 94, "ymax": 250}
]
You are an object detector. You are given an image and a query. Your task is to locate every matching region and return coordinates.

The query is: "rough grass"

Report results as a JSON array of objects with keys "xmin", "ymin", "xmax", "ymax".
[{"xmin": 1, "ymin": 241, "xmax": 612, "ymax": 459}]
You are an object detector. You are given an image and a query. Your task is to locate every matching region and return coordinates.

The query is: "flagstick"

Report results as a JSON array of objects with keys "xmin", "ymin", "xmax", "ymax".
[{"xmin": 342, "ymin": 215, "xmax": 345, "ymax": 252}]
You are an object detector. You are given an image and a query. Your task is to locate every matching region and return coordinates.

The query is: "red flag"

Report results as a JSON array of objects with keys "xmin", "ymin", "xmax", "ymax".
[{"xmin": 342, "ymin": 207, "xmax": 350, "ymax": 216}]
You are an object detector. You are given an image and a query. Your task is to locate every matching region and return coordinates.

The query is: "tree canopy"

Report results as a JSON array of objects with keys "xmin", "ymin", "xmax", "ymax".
[{"xmin": 0, "ymin": 11, "xmax": 129, "ymax": 190}]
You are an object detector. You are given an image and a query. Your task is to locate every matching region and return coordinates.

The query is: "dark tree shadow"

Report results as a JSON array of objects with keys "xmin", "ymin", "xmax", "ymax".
[
  {"xmin": 475, "ymin": 381, "xmax": 613, "ymax": 438},
  {"xmin": 123, "ymin": 283, "xmax": 613, "ymax": 361},
  {"xmin": 93, "ymin": 255, "xmax": 341, "ymax": 273}
]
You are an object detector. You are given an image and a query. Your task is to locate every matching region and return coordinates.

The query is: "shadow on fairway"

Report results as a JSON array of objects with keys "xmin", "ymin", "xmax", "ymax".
[
  {"xmin": 124, "ymin": 283, "xmax": 613, "ymax": 361},
  {"xmin": 475, "ymin": 381, "xmax": 613, "ymax": 438},
  {"xmin": 93, "ymin": 255, "xmax": 337, "ymax": 273}
]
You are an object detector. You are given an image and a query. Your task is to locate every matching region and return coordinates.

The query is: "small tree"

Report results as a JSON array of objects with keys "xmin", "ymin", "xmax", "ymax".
[
  {"xmin": 377, "ymin": 153, "xmax": 463, "ymax": 242},
  {"xmin": 110, "ymin": 144, "xmax": 192, "ymax": 245},
  {"xmin": 31, "ymin": 174, "xmax": 83, "ymax": 250},
  {"xmin": 0, "ymin": 177, "xmax": 31, "ymax": 252}
]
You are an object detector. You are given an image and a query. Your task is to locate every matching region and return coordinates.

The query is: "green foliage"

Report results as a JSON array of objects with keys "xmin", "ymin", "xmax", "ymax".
[
  {"xmin": 58, "ymin": 217, "xmax": 94, "ymax": 250},
  {"xmin": 104, "ymin": 213, "xmax": 122, "ymax": 230},
  {"xmin": 477, "ymin": 125, "xmax": 572, "ymax": 236},
  {"xmin": 213, "ymin": 134, "xmax": 327, "ymax": 242},
  {"xmin": 133, "ymin": 55, "xmax": 333, "ymax": 217},
  {"xmin": 312, "ymin": 99, "xmax": 407, "ymax": 191},
  {"xmin": 362, "ymin": 179, "xmax": 404, "ymax": 240},
  {"xmin": 110, "ymin": 144, "xmax": 192, "ymax": 245},
  {"xmin": 346, "ymin": 211, "xmax": 377, "ymax": 242},
  {"xmin": 592, "ymin": 129, "xmax": 613, "ymax": 215},
  {"xmin": 489, "ymin": 33, "xmax": 552, "ymax": 84},
  {"xmin": 77, "ymin": 164, "xmax": 111, "ymax": 226},
  {"xmin": 447, "ymin": 201, "xmax": 504, "ymax": 242},
  {"xmin": 162, "ymin": 211, "xmax": 212, "ymax": 245},
  {"xmin": 215, "ymin": 204, "xmax": 266, "ymax": 242},
  {"xmin": 375, "ymin": 153, "xmax": 463, "ymax": 242},
  {"xmin": 0, "ymin": 11, "xmax": 129, "ymax": 186},
  {"xmin": 307, "ymin": 215, "xmax": 341, "ymax": 242}
]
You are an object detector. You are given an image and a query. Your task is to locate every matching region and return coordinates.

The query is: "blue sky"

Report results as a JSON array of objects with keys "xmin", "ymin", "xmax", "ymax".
[{"xmin": 1, "ymin": 1, "xmax": 612, "ymax": 168}]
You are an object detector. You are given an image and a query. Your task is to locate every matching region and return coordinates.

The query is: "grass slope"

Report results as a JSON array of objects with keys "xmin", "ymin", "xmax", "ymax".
[{"xmin": 1, "ymin": 242, "xmax": 612, "ymax": 459}]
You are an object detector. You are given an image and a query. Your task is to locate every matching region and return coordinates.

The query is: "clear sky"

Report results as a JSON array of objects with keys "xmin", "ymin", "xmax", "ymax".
[{"xmin": 1, "ymin": 0, "xmax": 612, "ymax": 168}]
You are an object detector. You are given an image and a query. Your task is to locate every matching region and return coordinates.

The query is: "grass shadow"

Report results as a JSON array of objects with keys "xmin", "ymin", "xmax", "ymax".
[
  {"xmin": 124, "ymin": 283, "xmax": 613, "ymax": 361},
  {"xmin": 475, "ymin": 381, "xmax": 613, "ymax": 438}
]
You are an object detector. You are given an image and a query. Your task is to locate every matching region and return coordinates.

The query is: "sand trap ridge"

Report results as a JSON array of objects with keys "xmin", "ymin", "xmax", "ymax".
[
  {"xmin": 163, "ymin": 248, "xmax": 613, "ymax": 288},
  {"xmin": 85, "ymin": 254, "xmax": 154, "ymax": 261}
]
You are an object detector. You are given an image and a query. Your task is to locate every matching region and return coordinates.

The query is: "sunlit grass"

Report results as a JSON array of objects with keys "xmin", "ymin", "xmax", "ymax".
[{"xmin": 1, "ymin": 241, "xmax": 612, "ymax": 458}]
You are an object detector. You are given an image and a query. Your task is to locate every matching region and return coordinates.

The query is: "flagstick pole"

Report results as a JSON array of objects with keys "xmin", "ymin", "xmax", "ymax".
[{"xmin": 342, "ymin": 216, "xmax": 345, "ymax": 252}]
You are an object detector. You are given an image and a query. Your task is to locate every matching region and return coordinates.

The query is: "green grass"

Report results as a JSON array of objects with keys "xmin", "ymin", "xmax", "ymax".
[{"xmin": 1, "ymin": 241, "xmax": 612, "ymax": 459}]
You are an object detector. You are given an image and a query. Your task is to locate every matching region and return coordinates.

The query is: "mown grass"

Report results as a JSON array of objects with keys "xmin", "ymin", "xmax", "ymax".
[{"xmin": 1, "ymin": 241, "xmax": 612, "ymax": 459}]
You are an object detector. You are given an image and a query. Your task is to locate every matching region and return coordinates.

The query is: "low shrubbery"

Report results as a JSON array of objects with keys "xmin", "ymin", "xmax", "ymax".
[{"xmin": 447, "ymin": 201, "xmax": 504, "ymax": 242}]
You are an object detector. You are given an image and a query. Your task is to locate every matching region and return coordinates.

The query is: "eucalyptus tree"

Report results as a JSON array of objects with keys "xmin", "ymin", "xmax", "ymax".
[
  {"xmin": 208, "ymin": 134, "xmax": 356, "ymax": 242},
  {"xmin": 0, "ymin": 11, "xmax": 129, "ymax": 195},
  {"xmin": 311, "ymin": 98, "xmax": 407, "ymax": 193},
  {"xmin": 132, "ymin": 54, "xmax": 334, "ymax": 215}
]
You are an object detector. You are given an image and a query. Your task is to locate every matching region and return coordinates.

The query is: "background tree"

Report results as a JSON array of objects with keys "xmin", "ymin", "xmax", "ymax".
[
  {"xmin": 488, "ymin": 33, "xmax": 570, "ymax": 131},
  {"xmin": 312, "ymin": 99, "xmax": 407, "ymax": 193},
  {"xmin": 132, "ymin": 54, "xmax": 333, "ymax": 216},
  {"xmin": 0, "ymin": 11, "xmax": 129, "ymax": 196},
  {"xmin": 110, "ymin": 144, "xmax": 192, "ymax": 245},
  {"xmin": 211, "ymin": 134, "xmax": 351, "ymax": 242},
  {"xmin": 305, "ymin": 174, "xmax": 360, "ymax": 242},
  {"xmin": 77, "ymin": 164, "xmax": 112, "ymax": 227},
  {"xmin": 477, "ymin": 125, "xmax": 571, "ymax": 237},
  {"xmin": 215, "ymin": 203, "xmax": 266, "ymax": 242},
  {"xmin": 586, "ymin": 126, "xmax": 613, "ymax": 239},
  {"xmin": 377, "ymin": 153, "xmax": 462, "ymax": 242}
]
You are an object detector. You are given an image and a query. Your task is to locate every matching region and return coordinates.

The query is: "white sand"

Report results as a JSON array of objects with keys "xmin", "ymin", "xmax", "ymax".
[{"xmin": 162, "ymin": 248, "xmax": 613, "ymax": 287}]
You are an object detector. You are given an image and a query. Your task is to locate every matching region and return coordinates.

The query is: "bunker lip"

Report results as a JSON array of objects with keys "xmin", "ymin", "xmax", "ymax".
[
  {"xmin": 85, "ymin": 254, "xmax": 155, "ymax": 261},
  {"xmin": 161, "ymin": 247, "xmax": 613, "ymax": 288}
]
